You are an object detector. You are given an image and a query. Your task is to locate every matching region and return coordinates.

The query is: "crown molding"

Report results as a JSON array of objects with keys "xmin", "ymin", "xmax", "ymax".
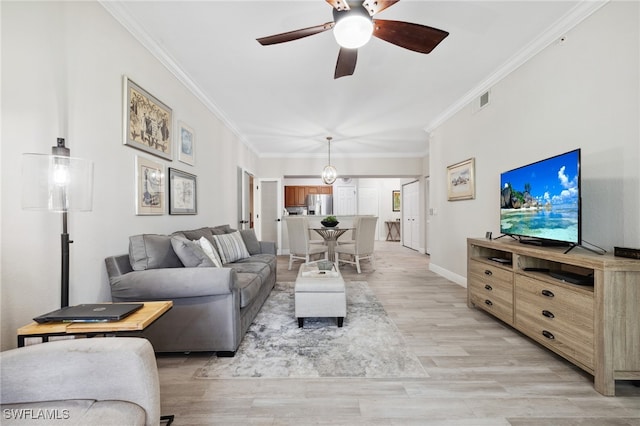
[
  {"xmin": 98, "ymin": 1, "xmax": 259, "ymax": 155},
  {"xmin": 424, "ymin": 0, "xmax": 609, "ymax": 134}
]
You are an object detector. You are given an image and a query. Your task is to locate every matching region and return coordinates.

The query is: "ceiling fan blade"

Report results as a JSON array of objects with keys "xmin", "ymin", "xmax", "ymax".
[
  {"xmin": 372, "ymin": 19, "xmax": 449, "ymax": 54},
  {"xmin": 325, "ymin": 0, "xmax": 350, "ymax": 11},
  {"xmin": 362, "ymin": 0, "xmax": 399, "ymax": 16},
  {"xmin": 257, "ymin": 22, "xmax": 335, "ymax": 45},
  {"xmin": 334, "ymin": 47, "xmax": 358, "ymax": 79}
]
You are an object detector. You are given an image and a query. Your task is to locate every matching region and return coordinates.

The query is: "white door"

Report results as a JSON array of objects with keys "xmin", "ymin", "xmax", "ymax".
[
  {"xmin": 425, "ymin": 176, "xmax": 430, "ymax": 255},
  {"xmin": 256, "ymin": 178, "xmax": 282, "ymax": 253},
  {"xmin": 358, "ymin": 187, "xmax": 380, "ymax": 240},
  {"xmin": 334, "ymin": 185, "xmax": 356, "ymax": 215},
  {"xmin": 402, "ymin": 181, "xmax": 420, "ymax": 250}
]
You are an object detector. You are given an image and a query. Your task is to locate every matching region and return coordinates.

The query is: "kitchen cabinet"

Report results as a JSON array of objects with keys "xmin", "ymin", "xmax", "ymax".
[{"xmin": 284, "ymin": 186, "xmax": 333, "ymax": 207}]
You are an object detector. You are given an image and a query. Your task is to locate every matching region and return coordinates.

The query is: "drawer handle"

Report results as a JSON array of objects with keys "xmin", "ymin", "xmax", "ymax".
[
  {"xmin": 542, "ymin": 310, "xmax": 555, "ymax": 319},
  {"xmin": 484, "ymin": 299, "xmax": 493, "ymax": 306},
  {"xmin": 541, "ymin": 289, "xmax": 555, "ymax": 298},
  {"xmin": 484, "ymin": 284, "xmax": 493, "ymax": 291},
  {"xmin": 484, "ymin": 270, "xmax": 493, "ymax": 276},
  {"xmin": 542, "ymin": 330, "xmax": 555, "ymax": 340}
]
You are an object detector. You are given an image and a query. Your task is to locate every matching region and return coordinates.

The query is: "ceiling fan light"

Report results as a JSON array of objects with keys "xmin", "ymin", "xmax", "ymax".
[
  {"xmin": 321, "ymin": 165, "xmax": 338, "ymax": 185},
  {"xmin": 333, "ymin": 15, "xmax": 373, "ymax": 49}
]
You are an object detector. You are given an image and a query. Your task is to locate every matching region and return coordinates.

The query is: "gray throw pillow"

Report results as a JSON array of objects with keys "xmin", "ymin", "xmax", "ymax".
[
  {"xmin": 175, "ymin": 227, "xmax": 215, "ymax": 245},
  {"xmin": 129, "ymin": 234, "xmax": 184, "ymax": 271},
  {"xmin": 170, "ymin": 236, "xmax": 215, "ymax": 268},
  {"xmin": 240, "ymin": 229, "xmax": 261, "ymax": 255}
]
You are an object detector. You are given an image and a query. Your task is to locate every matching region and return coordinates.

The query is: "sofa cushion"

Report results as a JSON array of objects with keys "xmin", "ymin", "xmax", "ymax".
[
  {"xmin": 210, "ymin": 224, "xmax": 235, "ymax": 235},
  {"xmin": 213, "ymin": 231, "xmax": 250, "ymax": 264},
  {"xmin": 129, "ymin": 234, "xmax": 183, "ymax": 271},
  {"xmin": 197, "ymin": 237, "xmax": 223, "ymax": 268},
  {"xmin": 234, "ymin": 254, "xmax": 277, "ymax": 273},
  {"xmin": 170, "ymin": 236, "xmax": 215, "ymax": 268},
  {"xmin": 239, "ymin": 229, "xmax": 261, "ymax": 255},
  {"xmin": 234, "ymin": 273, "xmax": 263, "ymax": 308},
  {"xmin": 175, "ymin": 227, "xmax": 215, "ymax": 245}
]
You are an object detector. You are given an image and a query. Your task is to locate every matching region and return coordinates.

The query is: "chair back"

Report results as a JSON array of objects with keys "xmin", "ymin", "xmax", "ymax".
[
  {"xmin": 355, "ymin": 216, "xmax": 378, "ymax": 254},
  {"xmin": 287, "ymin": 217, "xmax": 310, "ymax": 255}
]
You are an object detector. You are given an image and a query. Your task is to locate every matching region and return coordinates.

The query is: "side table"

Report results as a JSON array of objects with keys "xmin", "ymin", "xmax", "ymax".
[
  {"xmin": 385, "ymin": 221, "xmax": 401, "ymax": 241},
  {"xmin": 17, "ymin": 301, "xmax": 173, "ymax": 347}
]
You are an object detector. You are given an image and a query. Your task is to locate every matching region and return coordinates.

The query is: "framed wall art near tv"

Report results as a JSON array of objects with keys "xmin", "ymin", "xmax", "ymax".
[
  {"xmin": 135, "ymin": 155, "xmax": 165, "ymax": 215},
  {"xmin": 447, "ymin": 158, "xmax": 475, "ymax": 201},
  {"xmin": 392, "ymin": 190, "xmax": 401, "ymax": 211},
  {"xmin": 123, "ymin": 75, "xmax": 173, "ymax": 161},
  {"xmin": 168, "ymin": 168, "xmax": 197, "ymax": 215},
  {"xmin": 177, "ymin": 121, "xmax": 195, "ymax": 166}
]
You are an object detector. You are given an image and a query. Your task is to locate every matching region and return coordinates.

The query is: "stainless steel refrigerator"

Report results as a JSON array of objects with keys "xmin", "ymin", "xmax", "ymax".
[{"xmin": 306, "ymin": 194, "xmax": 333, "ymax": 216}]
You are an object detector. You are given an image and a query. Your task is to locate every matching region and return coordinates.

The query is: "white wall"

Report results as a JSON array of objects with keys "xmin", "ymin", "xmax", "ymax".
[
  {"xmin": 428, "ymin": 0, "xmax": 640, "ymax": 284},
  {"xmin": 0, "ymin": 2, "xmax": 258, "ymax": 349}
]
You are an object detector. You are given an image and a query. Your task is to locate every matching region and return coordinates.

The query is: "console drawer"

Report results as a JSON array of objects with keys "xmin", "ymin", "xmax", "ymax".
[
  {"xmin": 469, "ymin": 260, "xmax": 513, "ymax": 324},
  {"xmin": 515, "ymin": 275, "xmax": 594, "ymax": 369}
]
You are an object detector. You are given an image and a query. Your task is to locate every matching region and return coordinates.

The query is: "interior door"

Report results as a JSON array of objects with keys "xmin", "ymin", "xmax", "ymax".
[
  {"xmin": 358, "ymin": 187, "xmax": 380, "ymax": 240},
  {"xmin": 237, "ymin": 168, "xmax": 254, "ymax": 230},
  {"xmin": 402, "ymin": 181, "xmax": 420, "ymax": 250},
  {"xmin": 334, "ymin": 185, "xmax": 356, "ymax": 215},
  {"xmin": 257, "ymin": 178, "xmax": 282, "ymax": 252}
]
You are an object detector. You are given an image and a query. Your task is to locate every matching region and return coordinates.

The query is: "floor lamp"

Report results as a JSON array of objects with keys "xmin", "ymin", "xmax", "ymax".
[{"xmin": 22, "ymin": 138, "xmax": 94, "ymax": 308}]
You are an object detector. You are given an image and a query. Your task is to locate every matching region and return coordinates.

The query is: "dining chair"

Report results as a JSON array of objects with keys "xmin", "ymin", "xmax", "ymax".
[
  {"xmin": 335, "ymin": 216, "xmax": 378, "ymax": 273},
  {"xmin": 287, "ymin": 217, "xmax": 329, "ymax": 270}
]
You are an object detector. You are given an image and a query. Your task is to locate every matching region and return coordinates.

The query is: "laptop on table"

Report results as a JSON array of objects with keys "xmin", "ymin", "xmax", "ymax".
[{"xmin": 33, "ymin": 303, "xmax": 144, "ymax": 324}]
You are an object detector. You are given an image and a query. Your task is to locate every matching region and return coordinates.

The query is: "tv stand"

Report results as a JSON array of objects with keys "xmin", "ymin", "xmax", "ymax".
[{"xmin": 467, "ymin": 237, "xmax": 640, "ymax": 396}]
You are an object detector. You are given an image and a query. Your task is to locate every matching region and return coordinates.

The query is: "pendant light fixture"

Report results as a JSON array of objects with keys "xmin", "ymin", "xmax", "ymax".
[{"xmin": 321, "ymin": 136, "xmax": 337, "ymax": 185}]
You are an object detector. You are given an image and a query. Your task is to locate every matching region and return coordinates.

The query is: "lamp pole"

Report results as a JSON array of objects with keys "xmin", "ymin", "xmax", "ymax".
[{"xmin": 52, "ymin": 138, "xmax": 71, "ymax": 308}]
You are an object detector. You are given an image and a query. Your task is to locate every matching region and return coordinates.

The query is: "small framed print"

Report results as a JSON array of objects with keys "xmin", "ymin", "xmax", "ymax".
[
  {"xmin": 447, "ymin": 158, "xmax": 475, "ymax": 201},
  {"xmin": 123, "ymin": 76, "xmax": 173, "ymax": 161},
  {"xmin": 178, "ymin": 121, "xmax": 195, "ymax": 166},
  {"xmin": 135, "ymin": 155, "xmax": 165, "ymax": 215},
  {"xmin": 169, "ymin": 168, "xmax": 197, "ymax": 215},
  {"xmin": 392, "ymin": 190, "xmax": 401, "ymax": 212}
]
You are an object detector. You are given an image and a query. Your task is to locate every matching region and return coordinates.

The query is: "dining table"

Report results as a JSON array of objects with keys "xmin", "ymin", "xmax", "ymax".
[{"xmin": 311, "ymin": 227, "xmax": 353, "ymax": 262}]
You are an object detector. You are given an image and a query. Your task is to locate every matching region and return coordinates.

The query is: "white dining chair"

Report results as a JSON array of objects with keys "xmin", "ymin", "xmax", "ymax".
[
  {"xmin": 287, "ymin": 217, "xmax": 329, "ymax": 270},
  {"xmin": 335, "ymin": 216, "xmax": 378, "ymax": 273}
]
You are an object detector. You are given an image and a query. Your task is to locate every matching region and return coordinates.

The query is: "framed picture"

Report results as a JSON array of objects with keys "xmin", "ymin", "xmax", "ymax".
[
  {"xmin": 392, "ymin": 190, "xmax": 401, "ymax": 212},
  {"xmin": 177, "ymin": 121, "xmax": 195, "ymax": 165},
  {"xmin": 169, "ymin": 168, "xmax": 197, "ymax": 215},
  {"xmin": 135, "ymin": 155, "xmax": 165, "ymax": 215},
  {"xmin": 123, "ymin": 76, "xmax": 173, "ymax": 161},
  {"xmin": 447, "ymin": 158, "xmax": 475, "ymax": 201}
]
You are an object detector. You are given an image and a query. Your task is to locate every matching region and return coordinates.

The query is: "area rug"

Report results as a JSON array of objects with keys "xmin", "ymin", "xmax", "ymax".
[{"xmin": 194, "ymin": 281, "xmax": 426, "ymax": 379}]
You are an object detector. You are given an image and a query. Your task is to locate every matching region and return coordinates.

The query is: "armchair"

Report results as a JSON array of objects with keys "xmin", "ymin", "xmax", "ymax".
[{"xmin": 0, "ymin": 338, "xmax": 161, "ymax": 426}]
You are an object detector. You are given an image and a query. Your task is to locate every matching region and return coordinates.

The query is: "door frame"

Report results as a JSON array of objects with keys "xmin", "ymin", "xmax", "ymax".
[{"xmin": 255, "ymin": 177, "xmax": 283, "ymax": 254}]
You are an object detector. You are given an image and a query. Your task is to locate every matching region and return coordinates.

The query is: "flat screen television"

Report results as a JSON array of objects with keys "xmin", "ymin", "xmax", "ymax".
[{"xmin": 500, "ymin": 149, "xmax": 581, "ymax": 247}]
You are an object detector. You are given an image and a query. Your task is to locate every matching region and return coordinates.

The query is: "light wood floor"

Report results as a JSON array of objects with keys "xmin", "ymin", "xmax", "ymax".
[{"xmin": 157, "ymin": 242, "xmax": 640, "ymax": 425}]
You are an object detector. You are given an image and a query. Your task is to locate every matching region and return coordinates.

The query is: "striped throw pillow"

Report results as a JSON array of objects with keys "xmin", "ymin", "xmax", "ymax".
[{"xmin": 213, "ymin": 231, "xmax": 251, "ymax": 264}]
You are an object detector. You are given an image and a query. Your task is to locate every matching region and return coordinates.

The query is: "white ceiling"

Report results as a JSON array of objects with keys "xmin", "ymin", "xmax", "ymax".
[{"xmin": 102, "ymin": 1, "xmax": 601, "ymax": 158}]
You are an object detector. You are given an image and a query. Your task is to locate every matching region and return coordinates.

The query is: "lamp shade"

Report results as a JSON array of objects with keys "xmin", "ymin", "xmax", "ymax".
[
  {"xmin": 22, "ymin": 153, "xmax": 94, "ymax": 212},
  {"xmin": 321, "ymin": 165, "xmax": 338, "ymax": 185}
]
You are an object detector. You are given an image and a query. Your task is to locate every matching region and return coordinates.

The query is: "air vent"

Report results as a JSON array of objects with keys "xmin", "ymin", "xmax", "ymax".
[{"xmin": 479, "ymin": 91, "xmax": 490, "ymax": 108}]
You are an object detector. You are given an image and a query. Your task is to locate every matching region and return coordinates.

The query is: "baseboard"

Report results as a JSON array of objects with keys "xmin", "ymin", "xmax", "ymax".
[{"xmin": 429, "ymin": 263, "xmax": 467, "ymax": 288}]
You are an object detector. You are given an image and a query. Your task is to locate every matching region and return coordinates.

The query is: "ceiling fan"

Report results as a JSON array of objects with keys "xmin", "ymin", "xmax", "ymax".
[{"xmin": 257, "ymin": 0, "xmax": 449, "ymax": 79}]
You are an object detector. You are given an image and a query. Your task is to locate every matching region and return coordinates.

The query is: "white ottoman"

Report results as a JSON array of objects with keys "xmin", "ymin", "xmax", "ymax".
[{"xmin": 295, "ymin": 262, "xmax": 346, "ymax": 328}]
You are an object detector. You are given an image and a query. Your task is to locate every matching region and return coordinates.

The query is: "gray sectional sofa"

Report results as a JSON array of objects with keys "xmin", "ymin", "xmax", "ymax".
[{"xmin": 105, "ymin": 225, "xmax": 276, "ymax": 355}]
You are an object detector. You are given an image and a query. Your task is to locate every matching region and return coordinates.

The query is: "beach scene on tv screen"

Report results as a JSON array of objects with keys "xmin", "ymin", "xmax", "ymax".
[{"xmin": 500, "ymin": 151, "xmax": 579, "ymax": 243}]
